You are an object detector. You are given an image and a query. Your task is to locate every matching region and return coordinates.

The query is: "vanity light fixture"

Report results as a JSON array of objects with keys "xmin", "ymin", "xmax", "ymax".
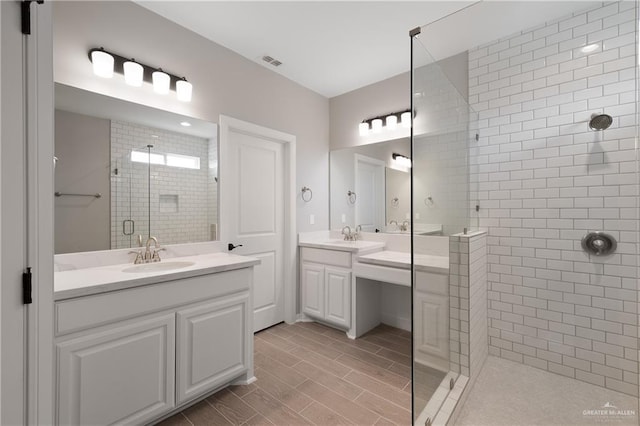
[
  {"xmin": 359, "ymin": 109, "xmax": 412, "ymax": 136},
  {"xmin": 88, "ymin": 47, "xmax": 193, "ymax": 102},
  {"xmin": 371, "ymin": 118, "xmax": 383, "ymax": 133},
  {"xmin": 392, "ymin": 153, "xmax": 412, "ymax": 168},
  {"xmin": 123, "ymin": 60, "xmax": 143, "ymax": 87},
  {"xmin": 91, "ymin": 48, "xmax": 114, "ymax": 78},
  {"xmin": 152, "ymin": 69, "xmax": 170, "ymax": 94},
  {"xmin": 386, "ymin": 114, "xmax": 398, "ymax": 129},
  {"xmin": 176, "ymin": 78, "xmax": 193, "ymax": 102},
  {"xmin": 401, "ymin": 111, "xmax": 412, "ymax": 128}
]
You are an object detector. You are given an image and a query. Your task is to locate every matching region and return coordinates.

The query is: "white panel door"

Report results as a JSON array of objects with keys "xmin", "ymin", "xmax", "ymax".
[
  {"xmin": 355, "ymin": 154, "xmax": 385, "ymax": 232},
  {"xmin": 56, "ymin": 314, "xmax": 175, "ymax": 425},
  {"xmin": 224, "ymin": 119, "xmax": 286, "ymax": 332},
  {"xmin": 324, "ymin": 268, "xmax": 351, "ymax": 328},
  {"xmin": 301, "ymin": 263, "xmax": 325, "ymax": 319},
  {"xmin": 176, "ymin": 294, "xmax": 249, "ymax": 404}
]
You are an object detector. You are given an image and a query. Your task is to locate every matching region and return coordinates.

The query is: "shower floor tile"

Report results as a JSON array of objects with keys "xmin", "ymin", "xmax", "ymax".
[{"xmin": 454, "ymin": 356, "xmax": 639, "ymax": 426}]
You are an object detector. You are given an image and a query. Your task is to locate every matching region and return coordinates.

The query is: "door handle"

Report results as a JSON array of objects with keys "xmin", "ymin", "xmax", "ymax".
[{"xmin": 228, "ymin": 243, "xmax": 243, "ymax": 251}]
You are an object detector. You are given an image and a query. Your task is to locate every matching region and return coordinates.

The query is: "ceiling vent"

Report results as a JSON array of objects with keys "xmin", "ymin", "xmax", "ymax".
[{"xmin": 261, "ymin": 55, "xmax": 283, "ymax": 67}]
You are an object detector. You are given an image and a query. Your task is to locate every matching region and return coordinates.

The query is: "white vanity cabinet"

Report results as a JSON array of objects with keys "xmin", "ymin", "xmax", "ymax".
[
  {"xmin": 300, "ymin": 247, "xmax": 352, "ymax": 329},
  {"xmin": 176, "ymin": 293, "xmax": 250, "ymax": 404},
  {"xmin": 56, "ymin": 313, "xmax": 176, "ymax": 426},
  {"xmin": 414, "ymin": 270, "xmax": 450, "ymax": 371},
  {"xmin": 54, "ymin": 267, "xmax": 254, "ymax": 426}
]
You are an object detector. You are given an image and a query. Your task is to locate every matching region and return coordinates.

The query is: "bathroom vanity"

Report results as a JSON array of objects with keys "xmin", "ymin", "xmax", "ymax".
[
  {"xmin": 299, "ymin": 239, "xmax": 384, "ymax": 330},
  {"xmin": 54, "ymin": 253, "xmax": 259, "ymax": 425},
  {"xmin": 299, "ymin": 232, "xmax": 450, "ymax": 371}
]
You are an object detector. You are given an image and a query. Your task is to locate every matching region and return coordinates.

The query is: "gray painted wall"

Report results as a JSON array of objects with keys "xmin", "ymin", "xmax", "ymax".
[
  {"xmin": 329, "ymin": 52, "xmax": 468, "ymax": 150},
  {"xmin": 53, "ymin": 1, "xmax": 329, "ymax": 234},
  {"xmin": 54, "ymin": 110, "xmax": 111, "ymax": 254}
]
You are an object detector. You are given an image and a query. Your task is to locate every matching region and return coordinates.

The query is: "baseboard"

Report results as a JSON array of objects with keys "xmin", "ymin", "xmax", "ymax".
[
  {"xmin": 231, "ymin": 375, "xmax": 257, "ymax": 386},
  {"xmin": 380, "ymin": 312, "xmax": 411, "ymax": 332}
]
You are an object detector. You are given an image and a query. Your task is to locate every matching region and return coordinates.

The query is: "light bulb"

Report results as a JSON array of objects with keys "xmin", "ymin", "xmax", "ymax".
[
  {"xmin": 401, "ymin": 111, "xmax": 411, "ymax": 128},
  {"xmin": 386, "ymin": 115, "xmax": 398, "ymax": 129},
  {"xmin": 123, "ymin": 60, "xmax": 143, "ymax": 87},
  {"xmin": 91, "ymin": 49, "xmax": 114, "ymax": 78},
  {"xmin": 176, "ymin": 79, "xmax": 193, "ymax": 102},
  {"xmin": 372, "ymin": 118, "xmax": 383, "ymax": 133},
  {"xmin": 359, "ymin": 122, "xmax": 369, "ymax": 136},
  {"xmin": 152, "ymin": 70, "xmax": 170, "ymax": 94}
]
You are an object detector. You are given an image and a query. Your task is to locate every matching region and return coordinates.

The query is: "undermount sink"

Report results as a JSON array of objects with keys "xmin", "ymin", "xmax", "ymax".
[{"xmin": 122, "ymin": 261, "xmax": 195, "ymax": 273}]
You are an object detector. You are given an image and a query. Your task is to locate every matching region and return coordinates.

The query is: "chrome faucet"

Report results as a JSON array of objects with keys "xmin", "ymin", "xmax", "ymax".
[
  {"xmin": 389, "ymin": 220, "xmax": 398, "ymax": 228},
  {"xmin": 127, "ymin": 236, "xmax": 164, "ymax": 264},
  {"xmin": 400, "ymin": 220, "xmax": 410, "ymax": 232},
  {"xmin": 128, "ymin": 250, "xmax": 144, "ymax": 264},
  {"xmin": 129, "ymin": 236, "xmax": 164, "ymax": 264},
  {"xmin": 353, "ymin": 225, "xmax": 362, "ymax": 240},
  {"xmin": 144, "ymin": 236, "xmax": 158, "ymax": 261},
  {"xmin": 341, "ymin": 225, "xmax": 354, "ymax": 241}
]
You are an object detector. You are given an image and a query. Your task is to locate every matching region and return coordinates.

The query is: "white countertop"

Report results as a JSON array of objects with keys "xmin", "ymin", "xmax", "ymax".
[
  {"xmin": 54, "ymin": 253, "xmax": 260, "ymax": 301},
  {"xmin": 298, "ymin": 239, "xmax": 385, "ymax": 253},
  {"xmin": 357, "ymin": 251, "xmax": 449, "ymax": 274}
]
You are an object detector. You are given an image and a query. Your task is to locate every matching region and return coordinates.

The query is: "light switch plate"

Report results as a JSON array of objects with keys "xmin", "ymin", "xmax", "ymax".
[{"xmin": 309, "ymin": 214, "xmax": 315, "ymax": 225}]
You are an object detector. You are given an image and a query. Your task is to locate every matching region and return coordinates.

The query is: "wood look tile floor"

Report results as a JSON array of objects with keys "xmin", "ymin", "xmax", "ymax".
[{"xmin": 158, "ymin": 321, "xmax": 414, "ymax": 426}]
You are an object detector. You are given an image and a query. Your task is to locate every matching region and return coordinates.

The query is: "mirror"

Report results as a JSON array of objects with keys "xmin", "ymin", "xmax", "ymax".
[
  {"xmin": 54, "ymin": 83, "xmax": 218, "ymax": 254},
  {"xmin": 330, "ymin": 138, "xmax": 441, "ymax": 235}
]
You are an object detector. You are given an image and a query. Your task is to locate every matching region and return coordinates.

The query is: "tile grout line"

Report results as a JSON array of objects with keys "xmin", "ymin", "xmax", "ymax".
[
  {"xmin": 179, "ymin": 412, "xmax": 194, "ymax": 426},
  {"xmin": 203, "ymin": 396, "xmax": 237, "ymax": 425}
]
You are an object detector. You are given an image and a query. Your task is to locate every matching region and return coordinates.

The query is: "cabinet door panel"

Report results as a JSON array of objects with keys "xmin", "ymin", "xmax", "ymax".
[
  {"xmin": 324, "ymin": 268, "xmax": 351, "ymax": 328},
  {"xmin": 301, "ymin": 263, "xmax": 324, "ymax": 318},
  {"xmin": 414, "ymin": 291, "xmax": 449, "ymax": 367},
  {"xmin": 56, "ymin": 314, "xmax": 175, "ymax": 426},
  {"xmin": 177, "ymin": 293, "xmax": 249, "ymax": 404}
]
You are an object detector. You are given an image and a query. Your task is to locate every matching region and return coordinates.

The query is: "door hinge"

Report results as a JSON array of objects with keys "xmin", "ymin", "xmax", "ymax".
[
  {"xmin": 21, "ymin": 0, "xmax": 44, "ymax": 35},
  {"xmin": 23, "ymin": 267, "xmax": 33, "ymax": 304}
]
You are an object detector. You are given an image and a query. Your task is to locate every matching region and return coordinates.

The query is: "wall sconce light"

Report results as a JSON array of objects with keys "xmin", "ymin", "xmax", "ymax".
[
  {"xmin": 359, "ymin": 109, "xmax": 412, "ymax": 136},
  {"xmin": 392, "ymin": 153, "xmax": 412, "ymax": 168},
  {"xmin": 89, "ymin": 47, "xmax": 193, "ymax": 102}
]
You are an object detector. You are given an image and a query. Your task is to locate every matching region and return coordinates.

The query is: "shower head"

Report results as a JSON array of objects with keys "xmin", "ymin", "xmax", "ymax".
[{"xmin": 589, "ymin": 113, "xmax": 613, "ymax": 131}]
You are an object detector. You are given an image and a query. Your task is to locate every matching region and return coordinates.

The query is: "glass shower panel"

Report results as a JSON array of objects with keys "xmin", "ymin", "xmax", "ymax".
[
  {"xmin": 411, "ymin": 31, "xmax": 477, "ymax": 425},
  {"xmin": 411, "ymin": 1, "xmax": 639, "ymax": 425},
  {"xmin": 111, "ymin": 147, "xmax": 149, "ymax": 249}
]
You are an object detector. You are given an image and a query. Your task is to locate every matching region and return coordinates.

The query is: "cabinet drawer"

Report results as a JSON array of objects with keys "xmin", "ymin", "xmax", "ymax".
[
  {"xmin": 415, "ymin": 271, "xmax": 448, "ymax": 296},
  {"xmin": 55, "ymin": 269, "xmax": 251, "ymax": 336},
  {"xmin": 301, "ymin": 247, "xmax": 351, "ymax": 268}
]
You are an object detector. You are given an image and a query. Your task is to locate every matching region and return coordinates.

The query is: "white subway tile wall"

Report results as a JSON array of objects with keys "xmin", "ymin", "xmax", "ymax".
[
  {"xmin": 468, "ymin": 2, "xmax": 638, "ymax": 396},
  {"xmin": 413, "ymin": 51, "xmax": 472, "ymax": 234},
  {"xmin": 449, "ymin": 232, "xmax": 489, "ymax": 383},
  {"xmin": 111, "ymin": 121, "xmax": 217, "ymax": 248}
]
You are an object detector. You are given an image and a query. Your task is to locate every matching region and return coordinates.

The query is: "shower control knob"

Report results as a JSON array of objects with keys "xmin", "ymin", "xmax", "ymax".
[{"xmin": 581, "ymin": 232, "xmax": 616, "ymax": 256}]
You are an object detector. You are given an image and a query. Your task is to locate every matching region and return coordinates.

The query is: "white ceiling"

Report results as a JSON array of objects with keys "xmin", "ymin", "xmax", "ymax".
[{"xmin": 136, "ymin": 1, "xmax": 600, "ymax": 98}]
